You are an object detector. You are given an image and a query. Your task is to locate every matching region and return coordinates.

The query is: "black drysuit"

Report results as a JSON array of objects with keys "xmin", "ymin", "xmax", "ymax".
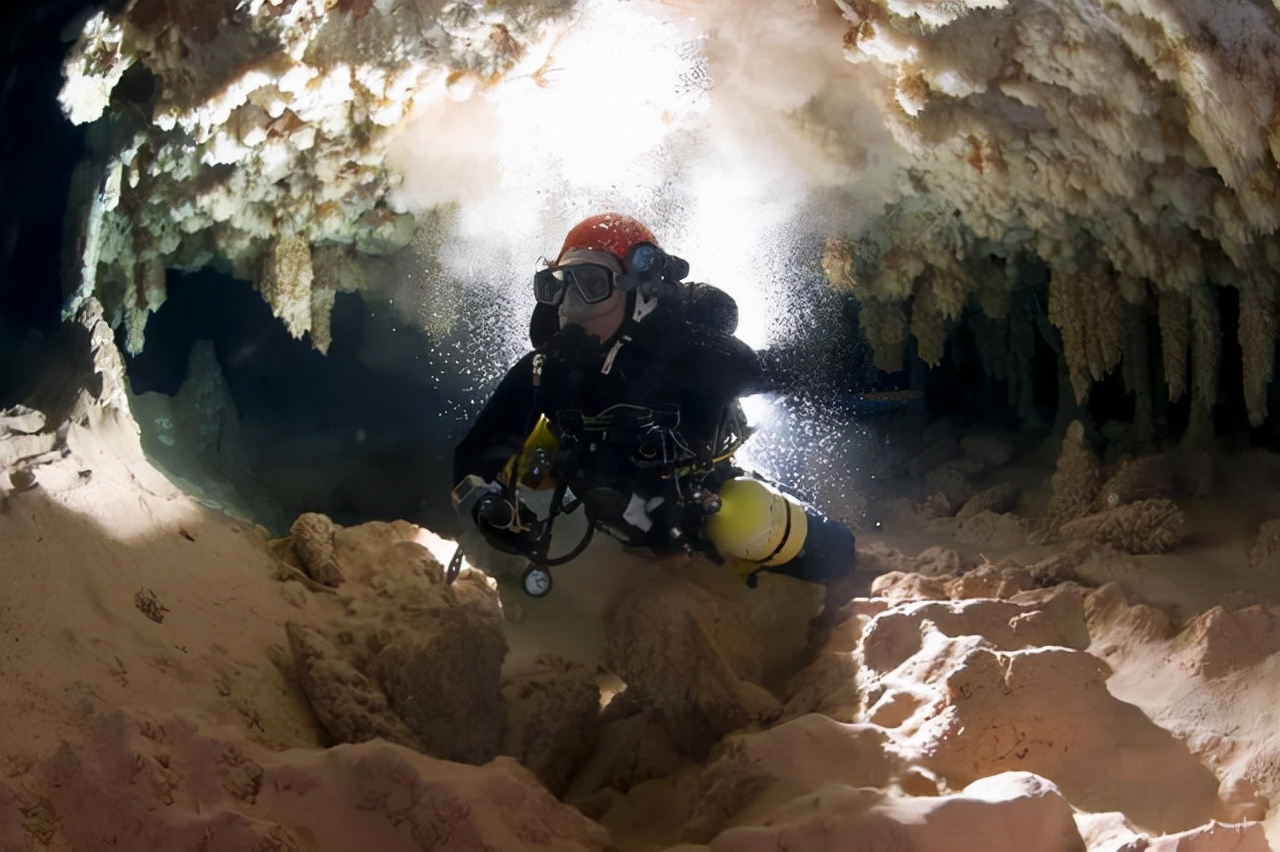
[
  {"xmin": 454, "ymin": 290, "xmax": 762, "ymax": 485},
  {"xmin": 452, "ymin": 287, "xmax": 856, "ymax": 586}
]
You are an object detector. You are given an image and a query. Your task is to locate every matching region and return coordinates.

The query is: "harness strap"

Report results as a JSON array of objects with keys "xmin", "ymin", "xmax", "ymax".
[
  {"xmin": 761, "ymin": 496, "xmax": 796, "ymax": 565},
  {"xmin": 601, "ymin": 334, "xmax": 631, "ymax": 375},
  {"xmin": 532, "ymin": 353, "xmax": 545, "ymax": 387}
]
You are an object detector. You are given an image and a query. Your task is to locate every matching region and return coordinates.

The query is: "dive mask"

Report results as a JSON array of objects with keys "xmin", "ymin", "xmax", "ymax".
[
  {"xmin": 533, "ymin": 262, "xmax": 623, "ymax": 306},
  {"xmin": 533, "ymin": 242, "xmax": 672, "ymax": 307}
]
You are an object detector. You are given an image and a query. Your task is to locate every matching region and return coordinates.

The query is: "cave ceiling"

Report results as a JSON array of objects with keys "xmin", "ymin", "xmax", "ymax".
[{"xmin": 57, "ymin": 0, "xmax": 1280, "ymax": 427}]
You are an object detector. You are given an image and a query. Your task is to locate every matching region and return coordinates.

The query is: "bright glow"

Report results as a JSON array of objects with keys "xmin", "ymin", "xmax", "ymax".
[
  {"xmin": 413, "ymin": 525, "xmax": 463, "ymax": 569},
  {"xmin": 385, "ymin": 0, "xmax": 881, "ymax": 356},
  {"xmin": 383, "ymin": 0, "xmax": 889, "ymax": 517}
]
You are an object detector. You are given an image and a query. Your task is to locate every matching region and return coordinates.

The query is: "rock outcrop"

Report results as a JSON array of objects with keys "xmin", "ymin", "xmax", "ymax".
[
  {"xmin": 606, "ymin": 573, "xmax": 785, "ymax": 760},
  {"xmin": 275, "ymin": 516, "xmax": 509, "ymax": 765}
]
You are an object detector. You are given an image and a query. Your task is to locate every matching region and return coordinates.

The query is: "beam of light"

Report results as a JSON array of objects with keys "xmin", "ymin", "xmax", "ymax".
[
  {"xmin": 384, "ymin": 0, "xmax": 872, "ymax": 354},
  {"xmin": 383, "ymin": 0, "xmax": 883, "ymax": 519}
]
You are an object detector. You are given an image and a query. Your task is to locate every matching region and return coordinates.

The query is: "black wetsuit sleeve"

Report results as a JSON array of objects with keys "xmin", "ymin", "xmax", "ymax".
[
  {"xmin": 682, "ymin": 326, "xmax": 769, "ymax": 398},
  {"xmin": 753, "ymin": 345, "xmax": 796, "ymax": 395},
  {"xmin": 452, "ymin": 352, "xmax": 540, "ymax": 485}
]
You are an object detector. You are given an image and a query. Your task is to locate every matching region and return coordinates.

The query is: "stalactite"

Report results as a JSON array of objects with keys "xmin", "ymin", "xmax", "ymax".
[
  {"xmin": 828, "ymin": 0, "xmax": 1277, "ymax": 432},
  {"xmin": 973, "ymin": 253, "xmax": 1016, "ymax": 322},
  {"xmin": 1182, "ymin": 281, "xmax": 1213, "ymax": 437},
  {"xmin": 1117, "ymin": 275, "xmax": 1147, "ymax": 307},
  {"xmin": 120, "ymin": 256, "xmax": 168, "ymax": 355},
  {"xmin": 907, "ymin": 267, "xmax": 969, "ymax": 368},
  {"xmin": 921, "ymin": 263, "xmax": 970, "ymax": 322},
  {"xmin": 969, "ymin": 309, "xmax": 1010, "ymax": 387},
  {"xmin": 310, "ymin": 285, "xmax": 337, "ymax": 355},
  {"xmin": 909, "ymin": 300, "xmax": 948, "ymax": 368},
  {"xmin": 858, "ymin": 301, "xmax": 909, "ymax": 373},
  {"xmin": 1158, "ymin": 290, "xmax": 1190, "ymax": 403},
  {"xmin": 1008, "ymin": 290, "xmax": 1038, "ymax": 422},
  {"xmin": 821, "ymin": 239, "xmax": 857, "ymax": 293},
  {"xmin": 310, "ymin": 245, "xmax": 367, "ymax": 355},
  {"xmin": 1048, "ymin": 263, "xmax": 1127, "ymax": 404},
  {"xmin": 1122, "ymin": 306, "xmax": 1153, "ymax": 442},
  {"xmin": 1237, "ymin": 273, "xmax": 1279, "ymax": 428},
  {"xmin": 875, "ymin": 248, "xmax": 925, "ymax": 301},
  {"xmin": 260, "ymin": 234, "xmax": 316, "ymax": 341}
]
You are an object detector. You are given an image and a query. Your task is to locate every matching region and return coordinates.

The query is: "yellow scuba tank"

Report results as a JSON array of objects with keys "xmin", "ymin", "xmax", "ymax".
[
  {"xmin": 513, "ymin": 414, "xmax": 560, "ymax": 490},
  {"xmin": 705, "ymin": 476, "xmax": 808, "ymax": 568}
]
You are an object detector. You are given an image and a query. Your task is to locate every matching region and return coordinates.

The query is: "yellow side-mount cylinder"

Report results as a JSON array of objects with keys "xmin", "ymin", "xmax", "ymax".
[
  {"xmin": 516, "ymin": 415, "xmax": 560, "ymax": 490},
  {"xmin": 705, "ymin": 476, "xmax": 807, "ymax": 567}
]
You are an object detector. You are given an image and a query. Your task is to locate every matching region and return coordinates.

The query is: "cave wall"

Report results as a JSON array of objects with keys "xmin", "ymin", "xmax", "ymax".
[
  {"xmin": 58, "ymin": 0, "xmax": 572, "ymax": 353},
  {"xmin": 821, "ymin": 0, "xmax": 1278, "ymax": 433},
  {"xmin": 52, "ymin": 0, "xmax": 1280, "ymax": 435}
]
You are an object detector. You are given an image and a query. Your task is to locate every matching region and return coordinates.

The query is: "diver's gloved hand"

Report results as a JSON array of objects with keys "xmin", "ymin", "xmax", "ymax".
[
  {"xmin": 451, "ymin": 474, "xmax": 544, "ymax": 556},
  {"xmin": 756, "ymin": 345, "xmax": 801, "ymax": 394},
  {"xmin": 474, "ymin": 492, "xmax": 544, "ymax": 556}
]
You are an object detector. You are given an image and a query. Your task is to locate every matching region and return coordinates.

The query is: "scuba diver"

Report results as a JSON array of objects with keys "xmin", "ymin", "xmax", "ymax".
[{"xmin": 450, "ymin": 213, "xmax": 857, "ymax": 619}]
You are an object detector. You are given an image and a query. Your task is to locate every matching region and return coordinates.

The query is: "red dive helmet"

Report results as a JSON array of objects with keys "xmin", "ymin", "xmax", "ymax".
[
  {"xmin": 554, "ymin": 212, "xmax": 688, "ymax": 285},
  {"xmin": 556, "ymin": 213, "xmax": 659, "ymax": 264},
  {"xmin": 530, "ymin": 212, "xmax": 690, "ymax": 341}
]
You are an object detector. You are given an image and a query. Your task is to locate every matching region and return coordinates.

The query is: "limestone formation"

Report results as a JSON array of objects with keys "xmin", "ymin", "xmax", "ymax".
[
  {"xmin": 916, "ymin": 647, "xmax": 1221, "ymax": 833},
  {"xmin": 277, "ymin": 514, "xmax": 510, "ymax": 765},
  {"xmin": 606, "ymin": 574, "xmax": 784, "ymax": 760},
  {"xmin": 1083, "ymin": 582, "xmax": 1178, "ymax": 645},
  {"xmin": 1059, "ymin": 498, "xmax": 1186, "ymax": 554},
  {"xmin": 1250, "ymin": 520, "xmax": 1280, "ymax": 572},
  {"xmin": 1158, "ymin": 290, "xmax": 1190, "ymax": 404},
  {"xmin": 260, "ymin": 233, "xmax": 316, "ymax": 342},
  {"xmin": 678, "ymin": 717, "xmax": 901, "ymax": 844},
  {"xmin": 54, "ymin": 0, "xmax": 1280, "ymax": 428},
  {"xmin": 56, "ymin": 0, "xmax": 568, "ymax": 351},
  {"xmin": 1238, "ymin": 273, "xmax": 1279, "ymax": 428},
  {"xmin": 1092, "ymin": 454, "xmax": 1178, "ymax": 512},
  {"xmin": 704, "ymin": 772, "xmax": 1087, "ymax": 852},
  {"xmin": 944, "ymin": 562, "xmax": 1036, "ymax": 600},
  {"xmin": 1049, "ymin": 263, "xmax": 1130, "ymax": 405},
  {"xmin": 1188, "ymin": 283, "xmax": 1222, "ymax": 431},
  {"xmin": 825, "ymin": 0, "xmax": 1278, "ymax": 426},
  {"xmin": 1176, "ymin": 605, "xmax": 1280, "ymax": 679},
  {"xmin": 368, "ymin": 616, "xmax": 508, "ymax": 765},
  {"xmin": 1044, "ymin": 421, "xmax": 1105, "ymax": 530},
  {"xmin": 288, "ymin": 512, "xmax": 344, "ymax": 587},
  {"xmin": 501, "ymin": 656, "xmax": 602, "ymax": 797},
  {"xmin": 956, "ymin": 481, "xmax": 1019, "ymax": 520},
  {"xmin": 858, "ymin": 300, "xmax": 911, "ymax": 373},
  {"xmin": 870, "ymin": 570, "xmax": 952, "ymax": 602},
  {"xmin": 574, "ymin": 693, "xmax": 688, "ymax": 798},
  {"xmin": 21, "ymin": 708, "xmax": 610, "ymax": 852},
  {"xmin": 858, "ymin": 595, "xmax": 1091, "ymax": 675},
  {"xmin": 285, "ymin": 621, "xmax": 421, "ymax": 749}
]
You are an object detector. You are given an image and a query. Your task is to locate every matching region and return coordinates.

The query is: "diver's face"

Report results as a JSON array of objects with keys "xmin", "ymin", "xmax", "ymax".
[
  {"xmin": 550, "ymin": 248, "xmax": 629, "ymax": 341},
  {"xmin": 559, "ymin": 287, "xmax": 627, "ymax": 342}
]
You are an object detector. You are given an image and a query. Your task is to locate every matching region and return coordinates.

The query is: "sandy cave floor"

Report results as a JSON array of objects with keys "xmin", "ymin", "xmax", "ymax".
[{"xmin": 1, "ymin": 395, "xmax": 1279, "ymax": 851}]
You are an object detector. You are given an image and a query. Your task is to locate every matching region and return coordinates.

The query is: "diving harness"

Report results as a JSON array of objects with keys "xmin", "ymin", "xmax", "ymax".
[{"xmin": 450, "ymin": 399, "xmax": 754, "ymax": 598}]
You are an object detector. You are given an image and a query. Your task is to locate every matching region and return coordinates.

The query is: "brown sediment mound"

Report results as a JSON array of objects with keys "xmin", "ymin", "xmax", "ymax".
[
  {"xmin": 4, "ymin": 299, "xmax": 1278, "ymax": 851},
  {"xmin": 2, "ymin": 709, "xmax": 608, "ymax": 852}
]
